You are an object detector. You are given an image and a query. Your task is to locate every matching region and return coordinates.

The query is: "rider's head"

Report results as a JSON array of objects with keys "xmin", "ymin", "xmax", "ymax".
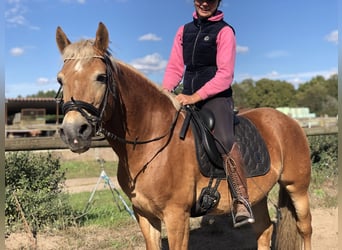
[{"xmin": 194, "ymin": 0, "xmax": 221, "ymax": 19}]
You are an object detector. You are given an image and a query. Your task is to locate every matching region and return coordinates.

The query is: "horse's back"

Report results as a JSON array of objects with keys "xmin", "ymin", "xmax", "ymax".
[
  {"xmin": 240, "ymin": 107, "xmax": 311, "ymax": 184},
  {"xmin": 239, "ymin": 107, "xmax": 307, "ymax": 143}
]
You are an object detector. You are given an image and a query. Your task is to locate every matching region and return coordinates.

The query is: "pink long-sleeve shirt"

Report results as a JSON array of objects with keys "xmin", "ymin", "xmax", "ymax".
[{"xmin": 162, "ymin": 11, "xmax": 236, "ymax": 100}]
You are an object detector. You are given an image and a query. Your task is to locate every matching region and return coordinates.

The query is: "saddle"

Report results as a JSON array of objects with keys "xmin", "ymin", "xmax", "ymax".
[{"xmin": 180, "ymin": 106, "xmax": 270, "ymax": 179}]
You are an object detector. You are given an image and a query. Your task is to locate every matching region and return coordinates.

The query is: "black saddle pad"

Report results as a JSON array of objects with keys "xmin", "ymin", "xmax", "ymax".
[
  {"xmin": 234, "ymin": 116, "xmax": 270, "ymax": 177},
  {"xmin": 193, "ymin": 115, "xmax": 270, "ymax": 178}
]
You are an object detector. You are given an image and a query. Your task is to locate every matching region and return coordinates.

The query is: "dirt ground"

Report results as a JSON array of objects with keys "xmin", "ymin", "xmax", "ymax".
[{"xmin": 5, "ymin": 177, "xmax": 338, "ymax": 250}]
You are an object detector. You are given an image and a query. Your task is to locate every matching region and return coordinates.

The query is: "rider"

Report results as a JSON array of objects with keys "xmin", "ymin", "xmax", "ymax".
[{"xmin": 162, "ymin": 0, "xmax": 254, "ymax": 227}]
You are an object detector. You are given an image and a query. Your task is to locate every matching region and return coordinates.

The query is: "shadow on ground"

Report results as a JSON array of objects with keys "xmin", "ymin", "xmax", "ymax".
[{"xmin": 161, "ymin": 214, "xmax": 260, "ymax": 250}]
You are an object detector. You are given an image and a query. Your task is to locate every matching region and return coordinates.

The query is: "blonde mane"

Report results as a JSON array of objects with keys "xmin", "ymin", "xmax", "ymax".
[
  {"xmin": 161, "ymin": 89, "xmax": 182, "ymax": 110},
  {"xmin": 115, "ymin": 60, "xmax": 181, "ymax": 111},
  {"xmin": 62, "ymin": 39, "xmax": 105, "ymax": 62}
]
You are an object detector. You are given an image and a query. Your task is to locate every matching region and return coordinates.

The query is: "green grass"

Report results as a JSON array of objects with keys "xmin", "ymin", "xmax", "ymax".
[
  {"xmin": 60, "ymin": 157, "xmax": 337, "ymax": 229},
  {"xmin": 68, "ymin": 189, "xmax": 134, "ymax": 228},
  {"xmin": 61, "ymin": 160, "xmax": 118, "ymax": 179},
  {"xmin": 60, "ymin": 160, "xmax": 135, "ymax": 228}
]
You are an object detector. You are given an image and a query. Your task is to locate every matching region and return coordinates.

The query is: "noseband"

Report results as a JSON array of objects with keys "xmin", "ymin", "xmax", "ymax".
[{"xmin": 55, "ymin": 54, "xmax": 115, "ymax": 135}]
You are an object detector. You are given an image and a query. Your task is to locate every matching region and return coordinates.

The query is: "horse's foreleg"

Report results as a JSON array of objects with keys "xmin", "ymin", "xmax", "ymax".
[
  {"xmin": 135, "ymin": 211, "xmax": 162, "ymax": 250},
  {"xmin": 163, "ymin": 209, "xmax": 190, "ymax": 250},
  {"xmin": 251, "ymin": 197, "xmax": 274, "ymax": 250}
]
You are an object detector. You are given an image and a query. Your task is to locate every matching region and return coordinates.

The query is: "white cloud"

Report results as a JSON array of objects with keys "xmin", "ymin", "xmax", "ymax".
[
  {"xmin": 37, "ymin": 77, "xmax": 50, "ymax": 85},
  {"xmin": 10, "ymin": 47, "xmax": 24, "ymax": 56},
  {"xmin": 325, "ymin": 30, "xmax": 338, "ymax": 44},
  {"xmin": 266, "ymin": 71, "xmax": 279, "ymax": 78},
  {"xmin": 265, "ymin": 50, "xmax": 289, "ymax": 59},
  {"xmin": 5, "ymin": 1, "xmax": 27, "ymax": 26},
  {"xmin": 130, "ymin": 53, "xmax": 168, "ymax": 74},
  {"xmin": 138, "ymin": 33, "xmax": 162, "ymax": 42},
  {"xmin": 236, "ymin": 45, "xmax": 249, "ymax": 54},
  {"xmin": 6, "ymin": 14, "xmax": 25, "ymax": 26},
  {"xmin": 5, "ymin": 0, "xmax": 40, "ymax": 29}
]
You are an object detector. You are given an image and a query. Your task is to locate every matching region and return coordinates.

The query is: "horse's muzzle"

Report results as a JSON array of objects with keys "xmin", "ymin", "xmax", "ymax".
[{"xmin": 59, "ymin": 117, "xmax": 93, "ymax": 153}]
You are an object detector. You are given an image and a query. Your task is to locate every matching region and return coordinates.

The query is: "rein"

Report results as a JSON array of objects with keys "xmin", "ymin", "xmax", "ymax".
[
  {"xmin": 97, "ymin": 108, "xmax": 181, "ymax": 148},
  {"xmin": 56, "ymin": 53, "xmax": 182, "ymax": 147}
]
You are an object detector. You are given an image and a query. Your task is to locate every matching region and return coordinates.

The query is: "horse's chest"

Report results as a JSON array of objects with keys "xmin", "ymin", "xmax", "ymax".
[
  {"xmin": 117, "ymin": 176, "xmax": 161, "ymax": 214},
  {"xmin": 132, "ymin": 190, "xmax": 151, "ymax": 207},
  {"xmin": 130, "ymin": 188, "xmax": 165, "ymax": 218}
]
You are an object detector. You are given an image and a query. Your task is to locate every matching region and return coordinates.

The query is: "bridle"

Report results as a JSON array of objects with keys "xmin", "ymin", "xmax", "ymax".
[
  {"xmin": 55, "ymin": 52, "xmax": 181, "ymax": 146},
  {"xmin": 55, "ymin": 53, "xmax": 115, "ymax": 138}
]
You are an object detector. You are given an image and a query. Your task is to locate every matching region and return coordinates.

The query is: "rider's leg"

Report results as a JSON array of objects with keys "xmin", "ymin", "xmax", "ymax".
[
  {"xmin": 223, "ymin": 142, "xmax": 255, "ymax": 227},
  {"xmin": 200, "ymin": 97, "xmax": 254, "ymax": 227}
]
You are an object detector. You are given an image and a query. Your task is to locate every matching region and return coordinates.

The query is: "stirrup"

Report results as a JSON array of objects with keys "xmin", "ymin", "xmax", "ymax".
[
  {"xmin": 231, "ymin": 197, "xmax": 255, "ymax": 228},
  {"xmin": 233, "ymin": 216, "xmax": 255, "ymax": 228}
]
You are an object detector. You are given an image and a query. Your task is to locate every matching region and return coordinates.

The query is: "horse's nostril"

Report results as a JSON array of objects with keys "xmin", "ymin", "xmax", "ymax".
[
  {"xmin": 79, "ymin": 124, "xmax": 90, "ymax": 135},
  {"xmin": 59, "ymin": 128, "xmax": 64, "ymax": 136}
]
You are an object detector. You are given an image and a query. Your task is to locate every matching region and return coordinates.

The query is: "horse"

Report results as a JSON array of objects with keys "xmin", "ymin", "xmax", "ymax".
[{"xmin": 55, "ymin": 22, "xmax": 312, "ymax": 250}]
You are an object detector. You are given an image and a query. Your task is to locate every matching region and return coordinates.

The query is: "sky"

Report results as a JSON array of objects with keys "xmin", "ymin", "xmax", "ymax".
[{"xmin": 5, "ymin": 0, "xmax": 338, "ymax": 98}]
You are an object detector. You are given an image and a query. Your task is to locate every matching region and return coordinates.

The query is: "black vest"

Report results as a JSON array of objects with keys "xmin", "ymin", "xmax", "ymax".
[{"xmin": 182, "ymin": 18, "xmax": 234, "ymax": 98}]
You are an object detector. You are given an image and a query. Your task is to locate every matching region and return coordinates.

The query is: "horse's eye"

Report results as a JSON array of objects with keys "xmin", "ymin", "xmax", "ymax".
[{"xmin": 96, "ymin": 74, "xmax": 107, "ymax": 83}]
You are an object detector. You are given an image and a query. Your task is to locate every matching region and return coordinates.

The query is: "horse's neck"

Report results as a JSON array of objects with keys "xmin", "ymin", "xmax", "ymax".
[
  {"xmin": 108, "ymin": 63, "xmax": 176, "ymax": 152},
  {"xmin": 119, "ymin": 64, "xmax": 172, "ymax": 127},
  {"xmin": 106, "ymin": 65, "xmax": 178, "ymax": 182}
]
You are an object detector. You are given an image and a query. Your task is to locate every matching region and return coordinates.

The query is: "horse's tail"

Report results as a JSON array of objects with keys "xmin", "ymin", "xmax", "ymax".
[{"xmin": 274, "ymin": 185, "xmax": 302, "ymax": 250}]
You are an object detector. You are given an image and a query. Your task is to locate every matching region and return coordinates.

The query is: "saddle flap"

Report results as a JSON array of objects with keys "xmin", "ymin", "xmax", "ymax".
[
  {"xmin": 199, "ymin": 108, "xmax": 215, "ymax": 130},
  {"xmin": 181, "ymin": 106, "xmax": 223, "ymax": 170}
]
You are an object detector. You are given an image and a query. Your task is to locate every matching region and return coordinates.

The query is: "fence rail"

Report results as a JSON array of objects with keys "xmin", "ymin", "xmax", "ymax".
[
  {"xmin": 303, "ymin": 126, "xmax": 338, "ymax": 136},
  {"xmin": 5, "ymin": 136, "xmax": 109, "ymax": 151},
  {"xmin": 5, "ymin": 125, "xmax": 338, "ymax": 151},
  {"xmin": 295, "ymin": 117, "xmax": 337, "ymax": 128}
]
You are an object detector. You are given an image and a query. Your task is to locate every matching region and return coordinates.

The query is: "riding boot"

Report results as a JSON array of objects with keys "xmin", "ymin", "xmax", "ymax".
[{"xmin": 222, "ymin": 142, "xmax": 255, "ymax": 228}]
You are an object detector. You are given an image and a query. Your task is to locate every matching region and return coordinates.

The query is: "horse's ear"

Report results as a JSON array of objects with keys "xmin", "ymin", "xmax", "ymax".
[
  {"xmin": 56, "ymin": 26, "xmax": 71, "ymax": 54},
  {"xmin": 94, "ymin": 22, "xmax": 109, "ymax": 53}
]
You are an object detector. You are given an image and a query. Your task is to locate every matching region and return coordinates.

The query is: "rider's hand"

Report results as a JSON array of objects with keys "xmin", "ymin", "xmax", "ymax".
[{"xmin": 175, "ymin": 93, "xmax": 201, "ymax": 105}]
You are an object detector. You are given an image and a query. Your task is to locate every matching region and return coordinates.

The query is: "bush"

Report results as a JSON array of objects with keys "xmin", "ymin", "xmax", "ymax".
[
  {"xmin": 308, "ymin": 135, "xmax": 338, "ymax": 177},
  {"xmin": 308, "ymin": 135, "xmax": 338, "ymax": 207},
  {"xmin": 5, "ymin": 151, "xmax": 75, "ymax": 234}
]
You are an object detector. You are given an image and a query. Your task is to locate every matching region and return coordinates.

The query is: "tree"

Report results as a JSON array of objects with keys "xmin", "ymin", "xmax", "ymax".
[
  {"xmin": 245, "ymin": 78, "xmax": 296, "ymax": 108},
  {"xmin": 321, "ymin": 95, "xmax": 338, "ymax": 116},
  {"xmin": 232, "ymin": 79, "xmax": 254, "ymax": 108},
  {"xmin": 26, "ymin": 90, "xmax": 57, "ymax": 98},
  {"xmin": 295, "ymin": 75, "xmax": 338, "ymax": 116},
  {"xmin": 325, "ymin": 74, "xmax": 338, "ymax": 99}
]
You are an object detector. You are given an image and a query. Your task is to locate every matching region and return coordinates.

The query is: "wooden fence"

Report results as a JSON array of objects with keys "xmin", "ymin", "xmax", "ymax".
[
  {"xmin": 5, "ymin": 136, "xmax": 110, "ymax": 151},
  {"xmin": 295, "ymin": 117, "xmax": 337, "ymax": 129},
  {"xmin": 5, "ymin": 124, "xmax": 338, "ymax": 152}
]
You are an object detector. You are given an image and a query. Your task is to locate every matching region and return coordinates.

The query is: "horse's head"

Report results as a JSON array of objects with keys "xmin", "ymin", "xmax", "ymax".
[{"xmin": 56, "ymin": 22, "xmax": 114, "ymax": 153}]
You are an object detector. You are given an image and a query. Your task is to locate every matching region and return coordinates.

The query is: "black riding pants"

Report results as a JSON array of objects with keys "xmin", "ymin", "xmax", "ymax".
[{"xmin": 197, "ymin": 96, "xmax": 235, "ymax": 155}]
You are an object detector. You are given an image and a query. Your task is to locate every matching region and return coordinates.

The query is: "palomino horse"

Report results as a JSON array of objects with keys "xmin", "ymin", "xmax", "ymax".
[{"xmin": 56, "ymin": 22, "xmax": 312, "ymax": 250}]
